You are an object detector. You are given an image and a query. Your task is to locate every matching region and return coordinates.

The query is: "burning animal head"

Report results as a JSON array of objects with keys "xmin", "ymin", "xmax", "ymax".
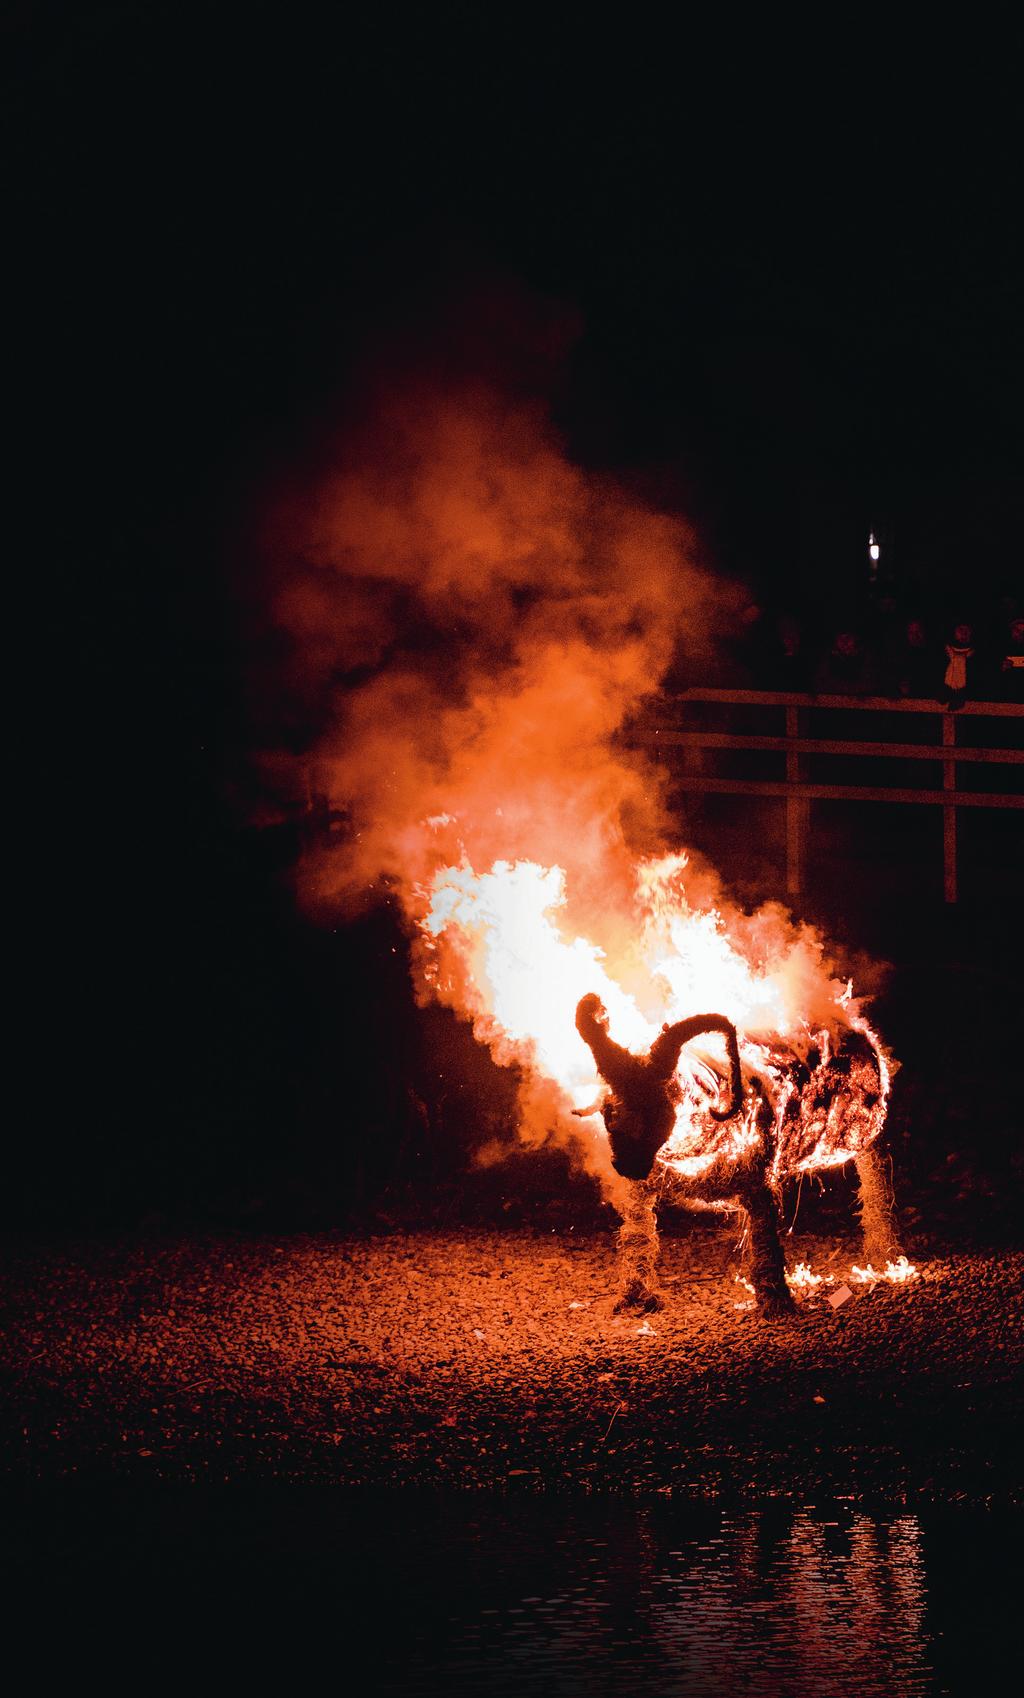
[{"xmin": 574, "ymin": 993, "xmax": 743, "ymax": 1181}]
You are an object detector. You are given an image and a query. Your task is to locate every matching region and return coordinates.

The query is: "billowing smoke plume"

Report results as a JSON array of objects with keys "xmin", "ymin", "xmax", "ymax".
[{"xmin": 259, "ymin": 373, "xmax": 744, "ymax": 923}]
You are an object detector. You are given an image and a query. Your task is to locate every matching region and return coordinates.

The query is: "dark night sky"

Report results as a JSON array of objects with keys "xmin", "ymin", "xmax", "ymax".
[
  {"xmin": 20, "ymin": 14, "xmax": 1020, "ymax": 621},
  {"xmin": 12, "ymin": 11, "xmax": 1023, "ymax": 1223}
]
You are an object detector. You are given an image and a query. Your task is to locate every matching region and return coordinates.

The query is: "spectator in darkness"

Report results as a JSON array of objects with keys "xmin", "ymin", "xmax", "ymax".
[
  {"xmin": 815, "ymin": 627, "xmax": 874, "ymax": 696},
  {"xmin": 997, "ymin": 615, "xmax": 1024, "ymax": 702},
  {"xmin": 888, "ymin": 616, "xmax": 941, "ymax": 700},
  {"xmin": 760, "ymin": 613, "xmax": 813, "ymax": 692},
  {"xmin": 942, "ymin": 621, "xmax": 975, "ymax": 711}
]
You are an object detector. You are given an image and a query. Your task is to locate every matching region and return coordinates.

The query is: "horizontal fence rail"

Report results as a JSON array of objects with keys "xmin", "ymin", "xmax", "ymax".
[{"xmin": 634, "ymin": 690, "xmax": 1024, "ymax": 903}]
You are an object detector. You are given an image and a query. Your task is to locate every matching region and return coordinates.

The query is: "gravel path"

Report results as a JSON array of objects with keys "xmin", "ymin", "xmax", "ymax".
[{"xmin": 2, "ymin": 1229, "xmax": 1020, "ymax": 1504}]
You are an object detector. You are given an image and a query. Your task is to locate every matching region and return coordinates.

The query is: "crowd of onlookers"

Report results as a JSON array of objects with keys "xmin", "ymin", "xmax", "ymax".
[{"xmin": 743, "ymin": 598, "xmax": 1024, "ymax": 707}]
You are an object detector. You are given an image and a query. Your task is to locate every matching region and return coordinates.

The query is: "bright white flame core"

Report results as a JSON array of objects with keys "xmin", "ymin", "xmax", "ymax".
[{"xmin": 422, "ymin": 860, "xmax": 657, "ymax": 1109}]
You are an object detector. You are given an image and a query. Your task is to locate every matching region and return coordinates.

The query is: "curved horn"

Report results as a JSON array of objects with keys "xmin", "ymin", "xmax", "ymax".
[
  {"xmin": 575, "ymin": 994, "xmax": 641, "ymax": 1096},
  {"xmin": 649, "ymin": 1013, "xmax": 744, "ymax": 1122}
]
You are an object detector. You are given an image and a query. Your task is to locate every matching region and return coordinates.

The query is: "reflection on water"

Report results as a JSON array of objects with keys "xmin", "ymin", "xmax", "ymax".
[
  {"xmin": 4, "ymin": 1491, "xmax": 1017, "ymax": 1695},
  {"xmin": 368, "ymin": 1497, "xmax": 1013, "ymax": 1698}
]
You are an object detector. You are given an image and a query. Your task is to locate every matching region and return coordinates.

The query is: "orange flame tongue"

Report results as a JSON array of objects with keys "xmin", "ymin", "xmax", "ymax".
[{"xmin": 851, "ymin": 1257, "xmax": 918, "ymax": 1284}]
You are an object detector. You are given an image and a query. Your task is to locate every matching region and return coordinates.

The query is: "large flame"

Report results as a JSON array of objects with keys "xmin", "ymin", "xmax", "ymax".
[{"xmin": 417, "ymin": 848, "xmax": 891, "ymax": 1186}]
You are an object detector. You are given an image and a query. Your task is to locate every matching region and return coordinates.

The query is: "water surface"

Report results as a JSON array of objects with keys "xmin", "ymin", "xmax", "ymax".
[{"xmin": 5, "ymin": 1490, "xmax": 1015, "ymax": 1695}]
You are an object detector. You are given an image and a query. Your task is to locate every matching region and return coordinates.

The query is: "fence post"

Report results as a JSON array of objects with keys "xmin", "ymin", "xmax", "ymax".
[
  {"xmin": 942, "ymin": 713, "xmax": 957, "ymax": 903},
  {"xmin": 785, "ymin": 704, "xmax": 804, "ymax": 894}
]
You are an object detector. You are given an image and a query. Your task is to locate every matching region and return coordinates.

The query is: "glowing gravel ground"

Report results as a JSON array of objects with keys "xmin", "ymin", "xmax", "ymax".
[{"xmin": 2, "ymin": 1231, "xmax": 1021, "ymax": 1503}]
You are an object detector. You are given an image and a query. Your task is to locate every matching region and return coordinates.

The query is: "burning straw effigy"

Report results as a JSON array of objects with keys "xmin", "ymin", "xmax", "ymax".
[
  {"xmin": 410, "ymin": 852, "xmax": 914, "ymax": 1319},
  {"xmin": 575, "ymin": 990, "xmax": 902, "ymax": 1317}
]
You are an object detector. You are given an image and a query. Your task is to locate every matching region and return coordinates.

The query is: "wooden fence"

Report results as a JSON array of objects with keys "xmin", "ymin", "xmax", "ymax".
[{"xmin": 635, "ymin": 689, "xmax": 1024, "ymax": 903}]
